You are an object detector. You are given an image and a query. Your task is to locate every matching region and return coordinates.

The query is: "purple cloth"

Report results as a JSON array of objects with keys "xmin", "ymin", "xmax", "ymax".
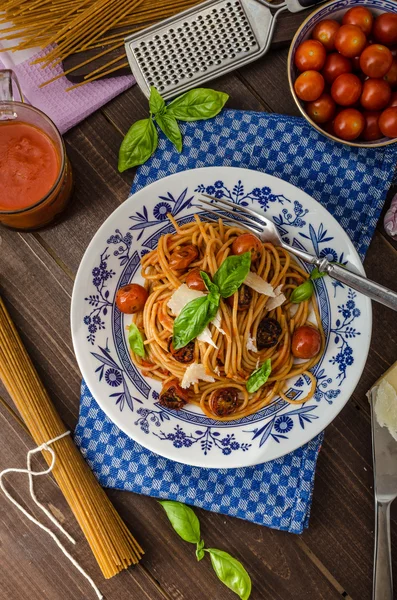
[{"xmin": 0, "ymin": 47, "xmax": 134, "ymax": 133}]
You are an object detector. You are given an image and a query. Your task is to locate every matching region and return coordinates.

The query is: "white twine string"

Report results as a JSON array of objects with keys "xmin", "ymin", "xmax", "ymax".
[{"xmin": 0, "ymin": 431, "xmax": 103, "ymax": 600}]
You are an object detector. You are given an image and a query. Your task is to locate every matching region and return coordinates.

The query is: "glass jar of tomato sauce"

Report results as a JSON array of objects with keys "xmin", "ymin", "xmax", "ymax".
[{"xmin": 0, "ymin": 70, "xmax": 73, "ymax": 230}]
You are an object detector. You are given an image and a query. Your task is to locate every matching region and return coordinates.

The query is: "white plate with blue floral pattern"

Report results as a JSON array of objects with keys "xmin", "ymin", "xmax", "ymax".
[{"xmin": 71, "ymin": 167, "xmax": 371, "ymax": 468}]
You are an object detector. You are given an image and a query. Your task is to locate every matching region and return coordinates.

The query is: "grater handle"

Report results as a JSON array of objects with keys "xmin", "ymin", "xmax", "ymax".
[{"xmin": 285, "ymin": 0, "xmax": 326, "ymax": 13}]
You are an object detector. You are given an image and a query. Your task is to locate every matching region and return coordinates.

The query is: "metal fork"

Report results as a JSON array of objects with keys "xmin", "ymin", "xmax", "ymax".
[{"xmin": 198, "ymin": 194, "xmax": 397, "ymax": 312}]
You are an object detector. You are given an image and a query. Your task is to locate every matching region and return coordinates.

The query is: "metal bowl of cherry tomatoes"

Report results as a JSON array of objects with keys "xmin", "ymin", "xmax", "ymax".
[{"xmin": 288, "ymin": 0, "xmax": 397, "ymax": 147}]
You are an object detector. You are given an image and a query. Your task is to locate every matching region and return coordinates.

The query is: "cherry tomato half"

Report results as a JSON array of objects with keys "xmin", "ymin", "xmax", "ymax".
[
  {"xmin": 379, "ymin": 106, "xmax": 397, "ymax": 137},
  {"xmin": 115, "ymin": 284, "xmax": 148, "ymax": 314},
  {"xmin": 389, "ymin": 91, "xmax": 397, "ymax": 106},
  {"xmin": 342, "ymin": 6, "xmax": 374, "ymax": 36},
  {"xmin": 331, "ymin": 73, "xmax": 362, "ymax": 106},
  {"xmin": 168, "ymin": 339, "xmax": 195, "ymax": 363},
  {"xmin": 256, "ymin": 317, "xmax": 282, "ymax": 350},
  {"xmin": 232, "ymin": 233, "xmax": 262, "ymax": 260},
  {"xmin": 291, "ymin": 325, "xmax": 321, "ymax": 359},
  {"xmin": 384, "ymin": 58, "xmax": 397, "ymax": 88},
  {"xmin": 306, "ymin": 93, "xmax": 336, "ymax": 124},
  {"xmin": 361, "ymin": 78, "xmax": 391, "ymax": 111},
  {"xmin": 169, "ymin": 244, "xmax": 199, "ymax": 270},
  {"xmin": 208, "ymin": 388, "xmax": 239, "ymax": 417},
  {"xmin": 373, "ymin": 13, "xmax": 397, "ymax": 46},
  {"xmin": 186, "ymin": 269, "xmax": 207, "ymax": 291},
  {"xmin": 322, "ymin": 53, "xmax": 352, "ymax": 84},
  {"xmin": 334, "ymin": 108, "xmax": 366, "ymax": 141},
  {"xmin": 312, "ymin": 19, "xmax": 340, "ymax": 52},
  {"xmin": 361, "ymin": 111, "xmax": 383, "ymax": 141},
  {"xmin": 159, "ymin": 379, "xmax": 189, "ymax": 410},
  {"xmin": 359, "ymin": 44, "xmax": 393, "ymax": 78},
  {"xmin": 294, "ymin": 39, "xmax": 327, "ymax": 72},
  {"xmin": 335, "ymin": 24, "xmax": 367, "ymax": 58},
  {"xmin": 294, "ymin": 70, "xmax": 325, "ymax": 102}
]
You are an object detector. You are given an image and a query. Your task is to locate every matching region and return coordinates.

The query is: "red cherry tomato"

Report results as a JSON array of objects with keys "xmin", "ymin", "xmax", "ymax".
[
  {"xmin": 306, "ymin": 93, "xmax": 336, "ymax": 124},
  {"xmin": 159, "ymin": 379, "xmax": 189, "ymax": 410},
  {"xmin": 169, "ymin": 244, "xmax": 199, "ymax": 270},
  {"xmin": 312, "ymin": 19, "xmax": 340, "ymax": 52},
  {"xmin": 361, "ymin": 111, "xmax": 383, "ymax": 141},
  {"xmin": 331, "ymin": 73, "xmax": 362, "ymax": 106},
  {"xmin": 373, "ymin": 13, "xmax": 397, "ymax": 46},
  {"xmin": 231, "ymin": 233, "xmax": 262, "ymax": 260},
  {"xmin": 342, "ymin": 6, "xmax": 374, "ymax": 36},
  {"xmin": 322, "ymin": 53, "xmax": 352, "ymax": 84},
  {"xmin": 361, "ymin": 78, "xmax": 392, "ymax": 111},
  {"xmin": 384, "ymin": 58, "xmax": 397, "ymax": 88},
  {"xmin": 379, "ymin": 106, "xmax": 397, "ymax": 137},
  {"xmin": 294, "ymin": 70, "xmax": 325, "ymax": 102},
  {"xmin": 291, "ymin": 325, "xmax": 321, "ymax": 359},
  {"xmin": 334, "ymin": 108, "xmax": 366, "ymax": 140},
  {"xmin": 115, "ymin": 284, "xmax": 148, "ymax": 314},
  {"xmin": 335, "ymin": 24, "xmax": 367, "ymax": 58},
  {"xmin": 359, "ymin": 44, "xmax": 393, "ymax": 78},
  {"xmin": 186, "ymin": 269, "xmax": 207, "ymax": 291},
  {"xmin": 389, "ymin": 91, "xmax": 397, "ymax": 106},
  {"xmin": 294, "ymin": 39, "xmax": 327, "ymax": 72}
]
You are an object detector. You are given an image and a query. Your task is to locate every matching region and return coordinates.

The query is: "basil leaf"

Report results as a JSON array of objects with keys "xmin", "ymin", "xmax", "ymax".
[
  {"xmin": 213, "ymin": 253, "xmax": 251, "ymax": 298},
  {"xmin": 246, "ymin": 359, "xmax": 271, "ymax": 394},
  {"xmin": 207, "ymin": 549, "xmax": 251, "ymax": 600},
  {"xmin": 167, "ymin": 88, "xmax": 229, "ymax": 121},
  {"xmin": 128, "ymin": 322, "xmax": 145, "ymax": 358},
  {"xmin": 155, "ymin": 112, "xmax": 182, "ymax": 152},
  {"xmin": 196, "ymin": 539, "xmax": 205, "ymax": 561},
  {"xmin": 310, "ymin": 267, "xmax": 326, "ymax": 280},
  {"xmin": 200, "ymin": 271, "xmax": 218, "ymax": 294},
  {"xmin": 118, "ymin": 118, "xmax": 158, "ymax": 172},
  {"xmin": 290, "ymin": 279, "xmax": 313, "ymax": 304},
  {"xmin": 173, "ymin": 291, "xmax": 220, "ymax": 350},
  {"xmin": 159, "ymin": 500, "xmax": 201, "ymax": 544},
  {"xmin": 149, "ymin": 86, "xmax": 165, "ymax": 115}
]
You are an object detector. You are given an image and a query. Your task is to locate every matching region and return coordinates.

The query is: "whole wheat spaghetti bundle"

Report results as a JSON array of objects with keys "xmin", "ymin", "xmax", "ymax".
[{"xmin": 0, "ymin": 297, "xmax": 143, "ymax": 578}]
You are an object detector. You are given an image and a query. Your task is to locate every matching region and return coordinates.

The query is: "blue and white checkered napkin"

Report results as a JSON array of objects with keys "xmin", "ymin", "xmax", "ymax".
[{"xmin": 75, "ymin": 110, "xmax": 397, "ymax": 534}]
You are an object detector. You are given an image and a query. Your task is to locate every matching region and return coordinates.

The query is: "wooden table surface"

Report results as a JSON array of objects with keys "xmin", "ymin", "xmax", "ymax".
[{"xmin": 1, "ymin": 43, "xmax": 397, "ymax": 600}]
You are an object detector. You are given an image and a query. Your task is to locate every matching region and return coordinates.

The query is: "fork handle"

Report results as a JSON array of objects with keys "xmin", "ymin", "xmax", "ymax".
[{"xmin": 373, "ymin": 500, "xmax": 393, "ymax": 600}]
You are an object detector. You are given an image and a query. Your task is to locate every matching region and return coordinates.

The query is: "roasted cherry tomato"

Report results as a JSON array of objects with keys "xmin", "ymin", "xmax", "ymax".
[
  {"xmin": 169, "ymin": 244, "xmax": 199, "ymax": 270},
  {"xmin": 292, "ymin": 325, "xmax": 321, "ymax": 359},
  {"xmin": 294, "ymin": 70, "xmax": 325, "ymax": 102},
  {"xmin": 159, "ymin": 379, "xmax": 189, "ymax": 410},
  {"xmin": 333, "ymin": 108, "xmax": 366, "ymax": 141},
  {"xmin": 209, "ymin": 388, "xmax": 239, "ymax": 417},
  {"xmin": 361, "ymin": 111, "xmax": 383, "ymax": 141},
  {"xmin": 168, "ymin": 339, "xmax": 195, "ymax": 363},
  {"xmin": 342, "ymin": 6, "xmax": 374, "ymax": 36},
  {"xmin": 226, "ymin": 284, "xmax": 252, "ymax": 312},
  {"xmin": 256, "ymin": 317, "xmax": 282, "ymax": 351},
  {"xmin": 186, "ymin": 269, "xmax": 207, "ymax": 291},
  {"xmin": 389, "ymin": 91, "xmax": 397, "ymax": 106},
  {"xmin": 331, "ymin": 73, "xmax": 362, "ymax": 106},
  {"xmin": 115, "ymin": 283, "xmax": 148, "ymax": 314},
  {"xmin": 294, "ymin": 39, "xmax": 327, "ymax": 72},
  {"xmin": 361, "ymin": 78, "xmax": 391, "ymax": 111},
  {"xmin": 306, "ymin": 93, "xmax": 336, "ymax": 124},
  {"xmin": 312, "ymin": 19, "xmax": 340, "ymax": 52},
  {"xmin": 384, "ymin": 58, "xmax": 397, "ymax": 88},
  {"xmin": 373, "ymin": 13, "xmax": 397, "ymax": 46},
  {"xmin": 322, "ymin": 53, "xmax": 352, "ymax": 84},
  {"xmin": 359, "ymin": 44, "xmax": 393, "ymax": 78},
  {"xmin": 335, "ymin": 24, "xmax": 367, "ymax": 58},
  {"xmin": 379, "ymin": 106, "xmax": 397, "ymax": 137},
  {"xmin": 232, "ymin": 233, "xmax": 262, "ymax": 260}
]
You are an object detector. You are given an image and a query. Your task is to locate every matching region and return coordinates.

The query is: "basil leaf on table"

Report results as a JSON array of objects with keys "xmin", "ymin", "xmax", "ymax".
[
  {"xmin": 167, "ymin": 88, "xmax": 229, "ymax": 121},
  {"xmin": 196, "ymin": 539, "xmax": 205, "ymax": 561},
  {"xmin": 172, "ymin": 290, "xmax": 220, "ymax": 350},
  {"xmin": 290, "ymin": 279, "xmax": 313, "ymax": 304},
  {"xmin": 159, "ymin": 500, "xmax": 201, "ymax": 544},
  {"xmin": 149, "ymin": 86, "xmax": 165, "ymax": 115},
  {"xmin": 246, "ymin": 359, "xmax": 271, "ymax": 394},
  {"xmin": 128, "ymin": 322, "xmax": 145, "ymax": 358},
  {"xmin": 155, "ymin": 112, "xmax": 183, "ymax": 152},
  {"xmin": 118, "ymin": 118, "xmax": 158, "ymax": 172},
  {"xmin": 207, "ymin": 548, "xmax": 252, "ymax": 600},
  {"xmin": 213, "ymin": 252, "xmax": 251, "ymax": 298}
]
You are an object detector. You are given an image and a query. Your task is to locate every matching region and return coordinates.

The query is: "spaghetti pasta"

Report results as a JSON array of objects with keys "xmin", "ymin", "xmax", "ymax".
[{"xmin": 129, "ymin": 215, "xmax": 324, "ymax": 422}]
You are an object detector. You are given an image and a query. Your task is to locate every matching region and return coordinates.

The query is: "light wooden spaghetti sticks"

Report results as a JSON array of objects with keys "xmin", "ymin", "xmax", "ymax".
[{"xmin": 0, "ymin": 296, "xmax": 144, "ymax": 578}]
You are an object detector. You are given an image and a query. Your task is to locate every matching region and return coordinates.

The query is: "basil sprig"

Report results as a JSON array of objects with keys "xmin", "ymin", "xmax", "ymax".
[
  {"xmin": 246, "ymin": 359, "xmax": 272, "ymax": 393},
  {"xmin": 118, "ymin": 86, "xmax": 229, "ymax": 171},
  {"xmin": 290, "ymin": 267, "xmax": 327, "ymax": 304},
  {"xmin": 159, "ymin": 500, "xmax": 251, "ymax": 599},
  {"xmin": 213, "ymin": 252, "xmax": 251, "ymax": 298},
  {"xmin": 128, "ymin": 322, "xmax": 145, "ymax": 357},
  {"xmin": 172, "ymin": 290, "xmax": 220, "ymax": 350}
]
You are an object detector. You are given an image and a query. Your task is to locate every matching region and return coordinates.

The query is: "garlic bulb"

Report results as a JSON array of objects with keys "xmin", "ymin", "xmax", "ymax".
[{"xmin": 384, "ymin": 193, "xmax": 397, "ymax": 240}]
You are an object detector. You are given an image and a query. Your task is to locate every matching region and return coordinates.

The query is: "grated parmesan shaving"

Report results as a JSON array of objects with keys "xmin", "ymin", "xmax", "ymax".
[
  {"xmin": 167, "ymin": 284, "xmax": 205, "ymax": 316},
  {"xmin": 211, "ymin": 310, "xmax": 225, "ymax": 335},
  {"xmin": 244, "ymin": 272, "xmax": 276, "ymax": 296},
  {"xmin": 197, "ymin": 327, "xmax": 217, "ymax": 348},
  {"xmin": 181, "ymin": 362, "xmax": 215, "ymax": 389},
  {"xmin": 246, "ymin": 334, "xmax": 258, "ymax": 353},
  {"xmin": 267, "ymin": 293, "xmax": 286, "ymax": 311}
]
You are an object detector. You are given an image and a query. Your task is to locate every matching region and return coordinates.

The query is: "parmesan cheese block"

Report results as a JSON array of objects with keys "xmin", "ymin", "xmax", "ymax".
[
  {"xmin": 167, "ymin": 284, "xmax": 204, "ymax": 316},
  {"xmin": 370, "ymin": 361, "xmax": 397, "ymax": 441},
  {"xmin": 181, "ymin": 363, "xmax": 215, "ymax": 389}
]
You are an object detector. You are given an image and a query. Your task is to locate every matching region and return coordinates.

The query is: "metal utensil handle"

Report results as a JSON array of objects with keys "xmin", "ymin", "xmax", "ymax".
[
  {"xmin": 373, "ymin": 500, "xmax": 393, "ymax": 600},
  {"xmin": 285, "ymin": 0, "xmax": 325, "ymax": 13}
]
